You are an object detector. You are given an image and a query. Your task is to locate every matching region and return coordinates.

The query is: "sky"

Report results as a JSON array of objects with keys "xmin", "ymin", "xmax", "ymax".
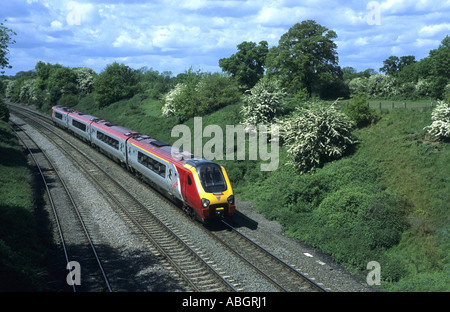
[{"xmin": 1, "ymin": 0, "xmax": 449, "ymax": 77}]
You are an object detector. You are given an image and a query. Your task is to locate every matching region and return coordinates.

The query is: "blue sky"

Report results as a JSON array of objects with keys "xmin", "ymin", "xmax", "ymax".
[{"xmin": 2, "ymin": 0, "xmax": 449, "ymax": 76}]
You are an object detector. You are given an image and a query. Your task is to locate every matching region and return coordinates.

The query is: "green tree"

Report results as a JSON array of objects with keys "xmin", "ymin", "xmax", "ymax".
[
  {"xmin": 219, "ymin": 41, "xmax": 269, "ymax": 90},
  {"xmin": 428, "ymin": 36, "xmax": 450, "ymax": 99},
  {"xmin": 93, "ymin": 62, "xmax": 139, "ymax": 108},
  {"xmin": 0, "ymin": 20, "xmax": 16, "ymax": 74},
  {"xmin": 47, "ymin": 66, "xmax": 78, "ymax": 106},
  {"xmin": 265, "ymin": 20, "xmax": 340, "ymax": 96},
  {"xmin": 380, "ymin": 55, "xmax": 416, "ymax": 76}
]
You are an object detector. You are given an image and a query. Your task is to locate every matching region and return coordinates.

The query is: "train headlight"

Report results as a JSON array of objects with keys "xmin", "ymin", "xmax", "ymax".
[
  {"xmin": 227, "ymin": 195, "xmax": 235, "ymax": 205},
  {"xmin": 201, "ymin": 198, "xmax": 210, "ymax": 208}
]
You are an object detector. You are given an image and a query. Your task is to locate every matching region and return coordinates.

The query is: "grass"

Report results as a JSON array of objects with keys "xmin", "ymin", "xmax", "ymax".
[{"xmin": 0, "ymin": 119, "xmax": 51, "ymax": 291}]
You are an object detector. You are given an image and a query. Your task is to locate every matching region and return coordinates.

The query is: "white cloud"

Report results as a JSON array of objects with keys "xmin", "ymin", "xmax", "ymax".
[{"xmin": 418, "ymin": 23, "xmax": 450, "ymax": 37}]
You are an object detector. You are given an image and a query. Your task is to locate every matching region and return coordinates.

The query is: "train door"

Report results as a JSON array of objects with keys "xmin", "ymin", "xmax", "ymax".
[{"xmin": 167, "ymin": 163, "xmax": 181, "ymax": 200}]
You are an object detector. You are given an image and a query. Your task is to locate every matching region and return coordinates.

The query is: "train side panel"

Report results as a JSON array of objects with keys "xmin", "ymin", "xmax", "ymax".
[{"xmin": 90, "ymin": 123, "xmax": 128, "ymax": 164}]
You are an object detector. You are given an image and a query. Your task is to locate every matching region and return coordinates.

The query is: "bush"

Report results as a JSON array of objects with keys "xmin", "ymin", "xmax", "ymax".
[
  {"xmin": 241, "ymin": 78, "xmax": 286, "ymax": 129},
  {"xmin": 345, "ymin": 95, "xmax": 379, "ymax": 128},
  {"xmin": 278, "ymin": 101, "xmax": 356, "ymax": 173},
  {"xmin": 0, "ymin": 98, "xmax": 9, "ymax": 121},
  {"xmin": 424, "ymin": 100, "xmax": 450, "ymax": 140},
  {"xmin": 161, "ymin": 72, "xmax": 240, "ymax": 121}
]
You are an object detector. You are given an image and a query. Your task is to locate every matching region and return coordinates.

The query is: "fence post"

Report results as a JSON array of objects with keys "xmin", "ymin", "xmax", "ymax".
[
  {"xmin": 379, "ymin": 102, "xmax": 382, "ymax": 112},
  {"xmin": 392, "ymin": 102, "xmax": 394, "ymax": 109}
]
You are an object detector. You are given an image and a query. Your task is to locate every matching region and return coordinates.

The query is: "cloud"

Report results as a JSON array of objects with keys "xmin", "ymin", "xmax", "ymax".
[{"xmin": 2, "ymin": 0, "xmax": 450, "ymax": 76}]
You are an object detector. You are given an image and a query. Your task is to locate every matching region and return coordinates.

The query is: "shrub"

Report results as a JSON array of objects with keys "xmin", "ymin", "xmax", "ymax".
[
  {"xmin": 424, "ymin": 101, "xmax": 450, "ymax": 140},
  {"xmin": 240, "ymin": 78, "xmax": 286, "ymax": 129},
  {"xmin": 0, "ymin": 98, "xmax": 9, "ymax": 121},
  {"xmin": 161, "ymin": 73, "xmax": 240, "ymax": 121},
  {"xmin": 278, "ymin": 101, "xmax": 356, "ymax": 173},
  {"xmin": 345, "ymin": 95, "xmax": 378, "ymax": 128}
]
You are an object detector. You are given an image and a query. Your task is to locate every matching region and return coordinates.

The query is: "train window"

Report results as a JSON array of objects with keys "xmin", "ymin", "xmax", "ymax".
[
  {"xmin": 55, "ymin": 112, "xmax": 63, "ymax": 120},
  {"xmin": 138, "ymin": 151, "xmax": 166, "ymax": 178},
  {"xmin": 96, "ymin": 131, "xmax": 119, "ymax": 150},
  {"xmin": 72, "ymin": 119, "xmax": 87, "ymax": 132},
  {"xmin": 197, "ymin": 164, "xmax": 227, "ymax": 193}
]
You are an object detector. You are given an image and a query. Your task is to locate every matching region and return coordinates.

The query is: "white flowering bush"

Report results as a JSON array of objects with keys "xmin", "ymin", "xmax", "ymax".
[
  {"xmin": 161, "ymin": 83, "xmax": 186, "ymax": 117},
  {"xmin": 19, "ymin": 79, "xmax": 37, "ymax": 104},
  {"xmin": 424, "ymin": 101, "xmax": 450, "ymax": 140},
  {"xmin": 74, "ymin": 67, "xmax": 96, "ymax": 94},
  {"xmin": 241, "ymin": 78, "xmax": 286, "ymax": 129},
  {"xmin": 278, "ymin": 102, "xmax": 356, "ymax": 173}
]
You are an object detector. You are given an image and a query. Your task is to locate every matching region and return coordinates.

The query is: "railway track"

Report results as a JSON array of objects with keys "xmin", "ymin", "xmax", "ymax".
[
  {"xmin": 9, "ymin": 104, "xmax": 327, "ymax": 292},
  {"xmin": 9, "ymin": 106, "xmax": 236, "ymax": 292},
  {"xmin": 214, "ymin": 219, "xmax": 326, "ymax": 292},
  {"xmin": 9, "ymin": 119, "xmax": 112, "ymax": 292}
]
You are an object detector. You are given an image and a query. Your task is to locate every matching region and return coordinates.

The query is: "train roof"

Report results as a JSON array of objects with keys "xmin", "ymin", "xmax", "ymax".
[{"xmin": 52, "ymin": 105, "xmax": 215, "ymax": 169}]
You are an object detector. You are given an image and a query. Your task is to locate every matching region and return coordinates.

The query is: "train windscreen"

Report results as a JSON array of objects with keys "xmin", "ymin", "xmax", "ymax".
[{"xmin": 197, "ymin": 164, "xmax": 227, "ymax": 193}]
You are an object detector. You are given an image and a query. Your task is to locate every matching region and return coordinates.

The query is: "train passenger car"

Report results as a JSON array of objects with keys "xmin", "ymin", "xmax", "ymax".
[
  {"xmin": 67, "ymin": 110, "xmax": 98, "ymax": 143},
  {"xmin": 51, "ymin": 105, "xmax": 70, "ymax": 128},
  {"xmin": 90, "ymin": 119, "xmax": 131, "ymax": 165}
]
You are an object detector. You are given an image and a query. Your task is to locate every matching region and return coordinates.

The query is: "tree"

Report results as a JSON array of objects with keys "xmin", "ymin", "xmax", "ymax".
[
  {"xmin": 219, "ymin": 41, "xmax": 268, "ymax": 90},
  {"xmin": 380, "ymin": 55, "xmax": 416, "ymax": 76},
  {"xmin": 93, "ymin": 62, "xmax": 139, "ymax": 108},
  {"xmin": 265, "ymin": 20, "xmax": 340, "ymax": 96},
  {"xmin": 428, "ymin": 36, "xmax": 450, "ymax": 99},
  {"xmin": 0, "ymin": 20, "xmax": 16, "ymax": 74}
]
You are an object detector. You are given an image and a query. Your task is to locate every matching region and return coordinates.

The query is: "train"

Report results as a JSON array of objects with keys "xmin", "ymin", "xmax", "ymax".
[{"xmin": 51, "ymin": 105, "xmax": 236, "ymax": 223}]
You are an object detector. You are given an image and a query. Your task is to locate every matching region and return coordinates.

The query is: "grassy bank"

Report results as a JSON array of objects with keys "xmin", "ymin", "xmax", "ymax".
[
  {"xmin": 0, "ymin": 119, "xmax": 51, "ymax": 291},
  {"xmin": 66, "ymin": 94, "xmax": 449, "ymax": 291}
]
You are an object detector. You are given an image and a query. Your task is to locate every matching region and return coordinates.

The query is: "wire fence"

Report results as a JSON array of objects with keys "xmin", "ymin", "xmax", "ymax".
[{"xmin": 368, "ymin": 100, "xmax": 437, "ymax": 111}]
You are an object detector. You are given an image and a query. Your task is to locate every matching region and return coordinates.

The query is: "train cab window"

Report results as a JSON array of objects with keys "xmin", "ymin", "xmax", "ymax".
[
  {"xmin": 55, "ymin": 112, "xmax": 63, "ymax": 120},
  {"xmin": 188, "ymin": 175, "xmax": 192, "ymax": 185},
  {"xmin": 197, "ymin": 164, "xmax": 227, "ymax": 193}
]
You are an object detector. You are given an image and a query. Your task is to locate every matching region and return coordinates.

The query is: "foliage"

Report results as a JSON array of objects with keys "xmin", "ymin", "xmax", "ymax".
[
  {"xmin": 0, "ymin": 20, "xmax": 16, "ymax": 74},
  {"xmin": 161, "ymin": 71, "xmax": 240, "ymax": 121},
  {"xmin": 278, "ymin": 101, "xmax": 355, "ymax": 173},
  {"xmin": 380, "ymin": 55, "xmax": 416, "ymax": 76},
  {"xmin": 94, "ymin": 62, "xmax": 140, "ymax": 108},
  {"xmin": 424, "ymin": 101, "xmax": 450, "ymax": 140},
  {"xmin": 240, "ymin": 78, "xmax": 286, "ymax": 129},
  {"xmin": 0, "ymin": 98, "xmax": 9, "ymax": 121},
  {"xmin": 73, "ymin": 67, "xmax": 96, "ymax": 94},
  {"xmin": 219, "ymin": 41, "xmax": 269, "ymax": 90},
  {"xmin": 345, "ymin": 94, "xmax": 379, "ymax": 128},
  {"xmin": 265, "ymin": 20, "xmax": 340, "ymax": 96}
]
